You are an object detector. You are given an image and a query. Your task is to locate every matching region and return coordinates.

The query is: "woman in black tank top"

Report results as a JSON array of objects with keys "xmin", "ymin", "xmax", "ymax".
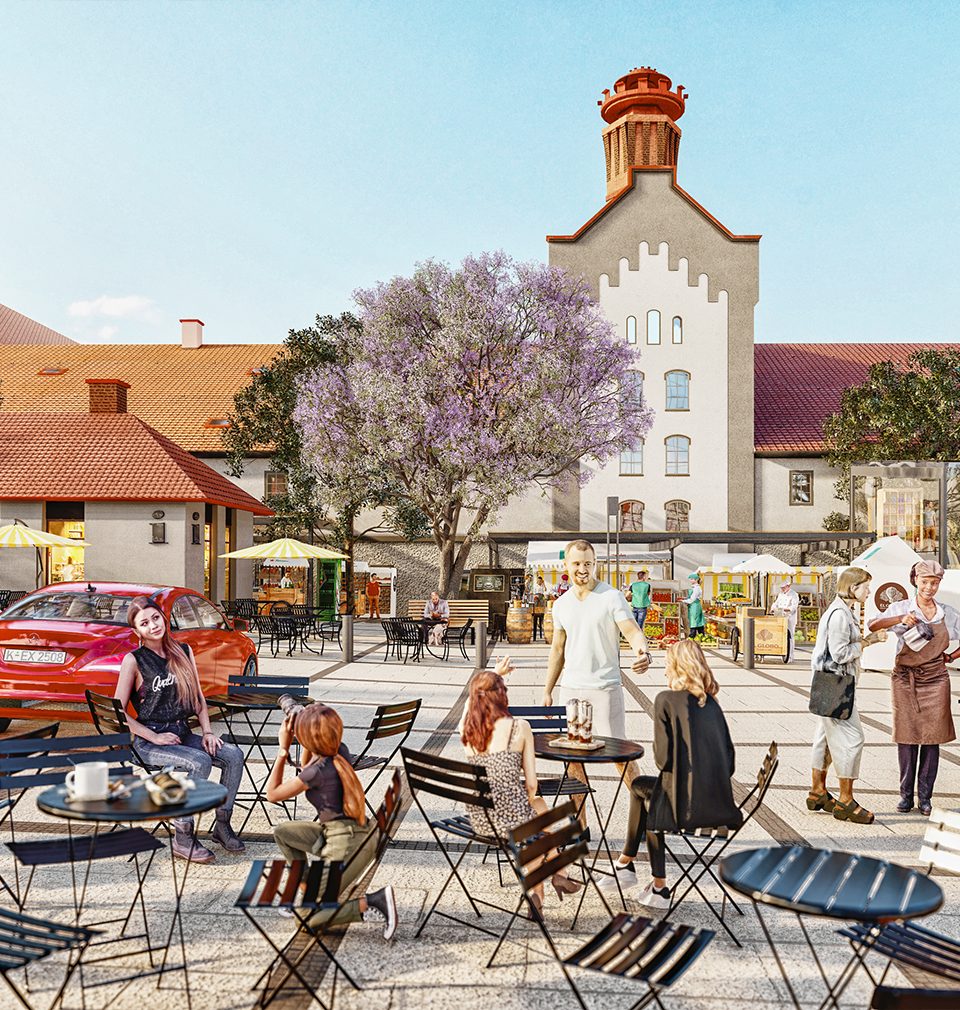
[{"xmin": 114, "ymin": 596, "xmax": 245, "ymax": 863}]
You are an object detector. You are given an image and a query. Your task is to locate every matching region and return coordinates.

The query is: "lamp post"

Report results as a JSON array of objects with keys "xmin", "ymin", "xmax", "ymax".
[{"xmin": 606, "ymin": 496, "xmax": 620, "ymax": 588}]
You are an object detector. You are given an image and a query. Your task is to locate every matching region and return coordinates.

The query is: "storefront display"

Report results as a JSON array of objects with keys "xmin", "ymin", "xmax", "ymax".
[{"xmin": 46, "ymin": 520, "xmax": 85, "ymax": 583}]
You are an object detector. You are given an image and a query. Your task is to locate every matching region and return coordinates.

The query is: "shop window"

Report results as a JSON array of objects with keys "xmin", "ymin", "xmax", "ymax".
[
  {"xmin": 665, "ymin": 499, "xmax": 690, "ymax": 531},
  {"xmin": 789, "ymin": 470, "xmax": 814, "ymax": 505},
  {"xmin": 672, "ymin": 316, "xmax": 683, "ymax": 344},
  {"xmin": 265, "ymin": 471, "xmax": 289, "ymax": 498},
  {"xmin": 46, "ymin": 515, "xmax": 86, "ymax": 584},
  {"xmin": 619, "ymin": 445, "xmax": 644, "ymax": 475},
  {"xmin": 646, "ymin": 309, "xmax": 661, "ymax": 345},
  {"xmin": 625, "ymin": 315, "xmax": 637, "ymax": 344},
  {"xmin": 619, "ymin": 500, "xmax": 644, "ymax": 532},
  {"xmin": 665, "ymin": 370, "xmax": 689, "ymax": 410},
  {"xmin": 665, "ymin": 435, "xmax": 690, "ymax": 476}
]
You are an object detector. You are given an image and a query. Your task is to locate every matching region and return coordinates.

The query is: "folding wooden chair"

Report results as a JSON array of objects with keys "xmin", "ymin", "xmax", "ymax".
[
  {"xmin": 238, "ymin": 769, "xmax": 403, "ymax": 1010},
  {"xmin": 662, "ymin": 741, "xmax": 778, "ymax": 946},
  {"xmin": 350, "ymin": 700, "xmax": 421, "ymax": 816},
  {"xmin": 400, "ymin": 746, "xmax": 516, "ymax": 939},
  {"xmin": 501, "ymin": 802, "xmax": 715, "ymax": 1010},
  {"xmin": 0, "ymin": 906, "xmax": 99, "ymax": 1010}
]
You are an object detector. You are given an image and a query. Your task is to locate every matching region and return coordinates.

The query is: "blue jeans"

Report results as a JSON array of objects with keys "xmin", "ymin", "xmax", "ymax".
[
  {"xmin": 135, "ymin": 731, "xmax": 243, "ymax": 817},
  {"xmin": 632, "ymin": 607, "xmax": 648, "ymax": 628}
]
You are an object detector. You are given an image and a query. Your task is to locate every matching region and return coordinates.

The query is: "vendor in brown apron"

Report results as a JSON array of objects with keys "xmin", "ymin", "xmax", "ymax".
[{"xmin": 869, "ymin": 559, "xmax": 959, "ymax": 816}]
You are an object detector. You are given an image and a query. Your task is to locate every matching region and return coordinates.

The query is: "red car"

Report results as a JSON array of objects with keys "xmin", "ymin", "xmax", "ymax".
[{"xmin": 0, "ymin": 582, "xmax": 257, "ymax": 730}]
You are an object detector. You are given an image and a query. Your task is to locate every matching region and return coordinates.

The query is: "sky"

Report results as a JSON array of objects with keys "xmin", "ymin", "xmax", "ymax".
[{"xmin": 1, "ymin": 1, "xmax": 958, "ymax": 346}]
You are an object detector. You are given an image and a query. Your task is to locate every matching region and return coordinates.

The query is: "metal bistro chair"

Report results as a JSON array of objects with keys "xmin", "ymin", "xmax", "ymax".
[
  {"xmin": 841, "ymin": 806, "xmax": 960, "ymax": 1007},
  {"xmin": 0, "ymin": 590, "xmax": 10, "ymax": 611},
  {"xmin": 351, "ymin": 700, "xmax": 422, "ymax": 816},
  {"xmin": 317, "ymin": 617, "xmax": 343, "ymax": 652},
  {"xmin": 395, "ymin": 619, "xmax": 423, "ymax": 664},
  {"xmin": 441, "ymin": 618, "xmax": 473, "ymax": 661},
  {"xmin": 507, "ymin": 706, "xmax": 592, "ymax": 807},
  {"xmin": 380, "ymin": 618, "xmax": 401, "ymax": 662},
  {"xmin": 238, "ymin": 769, "xmax": 403, "ymax": 1010},
  {"xmin": 661, "ymin": 741, "xmax": 779, "ymax": 947},
  {"xmin": 503, "ymin": 803, "xmax": 715, "ymax": 1010},
  {"xmin": 401, "ymin": 746, "xmax": 517, "ymax": 940},
  {"xmin": 0, "ymin": 906, "xmax": 99, "ymax": 1010}
]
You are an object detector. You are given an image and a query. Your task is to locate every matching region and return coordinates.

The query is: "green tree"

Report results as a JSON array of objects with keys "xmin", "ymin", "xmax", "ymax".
[{"xmin": 222, "ymin": 314, "xmax": 427, "ymax": 612}]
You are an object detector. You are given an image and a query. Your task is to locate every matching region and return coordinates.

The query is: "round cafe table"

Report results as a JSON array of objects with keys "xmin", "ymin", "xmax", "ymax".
[
  {"xmin": 38, "ymin": 777, "xmax": 227, "ymax": 1010},
  {"xmin": 534, "ymin": 733, "xmax": 644, "ymax": 924}
]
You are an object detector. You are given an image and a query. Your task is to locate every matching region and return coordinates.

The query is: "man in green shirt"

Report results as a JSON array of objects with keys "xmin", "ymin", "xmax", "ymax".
[{"xmin": 628, "ymin": 570, "xmax": 652, "ymax": 629}]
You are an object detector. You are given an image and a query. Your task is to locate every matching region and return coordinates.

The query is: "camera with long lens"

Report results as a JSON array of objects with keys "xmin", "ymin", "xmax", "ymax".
[{"xmin": 277, "ymin": 694, "xmax": 306, "ymax": 719}]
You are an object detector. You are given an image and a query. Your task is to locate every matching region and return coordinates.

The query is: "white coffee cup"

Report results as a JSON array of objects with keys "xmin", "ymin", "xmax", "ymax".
[{"xmin": 65, "ymin": 762, "xmax": 110, "ymax": 801}]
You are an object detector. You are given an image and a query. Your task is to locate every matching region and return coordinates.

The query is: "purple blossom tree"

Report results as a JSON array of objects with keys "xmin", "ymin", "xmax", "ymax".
[{"xmin": 294, "ymin": 252, "xmax": 654, "ymax": 597}]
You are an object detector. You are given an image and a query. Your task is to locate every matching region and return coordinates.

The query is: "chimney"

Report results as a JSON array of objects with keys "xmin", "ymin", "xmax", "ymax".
[
  {"xmin": 180, "ymin": 318, "xmax": 204, "ymax": 348},
  {"xmin": 86, "ymin": 378, "xmax": 130, "ymax": 414},
  {"xmin": 598, "ymin": 67, "xmax": 687, "ymax": 201}
]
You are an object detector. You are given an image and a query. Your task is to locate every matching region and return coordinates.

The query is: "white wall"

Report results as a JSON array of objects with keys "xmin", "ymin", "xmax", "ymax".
[
  {"xmin": 586, "ymin": 240, "xmax": 730, "ymax": 531},
  {"xmin": 0, "ymin": 501, "xmax": 45, "ymax": 589},
  {"xmin": 205, "ymin": 456, "xmax": 272, "ymax": 507},
  {"xmin": 754, "ymin": 456, "xmax": 845, "ymax": 532}
]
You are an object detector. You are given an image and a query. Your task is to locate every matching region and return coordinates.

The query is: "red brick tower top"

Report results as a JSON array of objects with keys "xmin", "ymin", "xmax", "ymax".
[{"xmin": 598, "ymin": 67, "xmax": 688, "ymax": 201}]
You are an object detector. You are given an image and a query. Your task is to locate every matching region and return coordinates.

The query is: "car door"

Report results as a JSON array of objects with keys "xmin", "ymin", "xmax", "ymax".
[
  {"xmin": 191, "ymin": 596, "xmax": 243, "ymax": 689},
  {"xmin": 169, "ymin": 594, "xmax": 220, "ymax": 696}
]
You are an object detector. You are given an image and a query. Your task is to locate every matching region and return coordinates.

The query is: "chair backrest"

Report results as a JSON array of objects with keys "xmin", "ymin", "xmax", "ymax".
[
  {"xmin": 270, "ymin": 600, "xmax": 292, "ymax": 613},
  {"xmin": 228, "ymin": 672, "xmax": 310, "ymax": 698},
  {"xmin": 507, "ymin": 801, "xmax": 589, "ymax": 893},
  {"xmin": 738, "ymin": 741, "xmax": 778, "ymax": 823},
  {"xmin": 396, "ymin": 619, "xmax": 422, "ymax": 644},
  {"xmin": 270, "ymin": 614, "xmax": 297, "ymax": 636},
  {"xmin": 366, "ymin": 699, "xmax": 422, "ymax": 743},
  {"xmin": 85, "ymin": 690, "xmax": 130, "ymax": 735},
  {"xmin": 921, "ymin": 808, "xmax": 960, "ymax": 875},
  {"xmin": 0, "ymin": 590, "xmax": 10, "ymax": 610},
  {"xmin": 0, "ymin": 732, "xmax": 135, "ymax": 792},
  {"xmin": 236, "ymin": 857, "xmax": 346, "ymax": 912},
  {"xmin": 372, "ymin": 768, "xmax": 403, "ymax": 859},
  {"xmin": 0, "ymin": 722, "xmax": 60, "ymax": 752},
  {"xmin": 508, "ymin": 705, "xmax": 567, "ymax": 734},
  {"xmin": 6, "ymin": 590, "xmax": 27, "ymax": 605},
  {"xmin": 400, "ymin": 746, "xmax": 494, "ymax": 810}
]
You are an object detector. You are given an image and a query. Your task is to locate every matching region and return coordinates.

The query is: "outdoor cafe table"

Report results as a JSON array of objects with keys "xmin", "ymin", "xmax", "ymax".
[
  {"xmin": 37, "ymin": 777, "xmax": 227, "ymax": 1010},
  {"xmin": 533, "ymin": 733, "xmax": 644, "ymax": 925},
  {"xmin": 720, "ymin": 845, "xmax": 944, "ymax": 1010}
]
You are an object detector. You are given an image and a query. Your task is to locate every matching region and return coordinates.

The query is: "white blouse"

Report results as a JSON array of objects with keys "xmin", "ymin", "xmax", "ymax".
[{"xmin": 883, "ymin": 598, "xmax": 960, "ymax": 657}]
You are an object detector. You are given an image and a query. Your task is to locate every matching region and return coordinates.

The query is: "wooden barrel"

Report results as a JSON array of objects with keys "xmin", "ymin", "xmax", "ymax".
[
  {"xmin": 506, "ymin": 603, "xmax": 533, "ymax": 645},
  {"xmin": 543, "ymin": 599, "xmax": 555, "ymax": 644}
]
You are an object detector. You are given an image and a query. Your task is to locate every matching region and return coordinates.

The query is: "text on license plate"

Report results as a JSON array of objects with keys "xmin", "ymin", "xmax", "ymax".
[{"xmin": 4, "ymin": 649, "xmax": 67, "ymax": 664}]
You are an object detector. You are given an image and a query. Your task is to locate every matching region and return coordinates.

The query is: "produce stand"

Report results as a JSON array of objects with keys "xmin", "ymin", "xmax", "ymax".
[{"xmin": 642, "ymin": 583, "xmax": 685, "ymax": 648}]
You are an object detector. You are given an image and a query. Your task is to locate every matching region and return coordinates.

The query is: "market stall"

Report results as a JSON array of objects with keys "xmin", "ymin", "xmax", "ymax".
[{"xmin": 524, "ymin": 541, "xmax": 672, "ymax": 590}]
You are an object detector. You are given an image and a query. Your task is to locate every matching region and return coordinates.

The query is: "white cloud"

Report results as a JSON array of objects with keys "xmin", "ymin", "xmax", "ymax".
[
  {"xmin": 68, "ymin": 294, "xmax": 158, "ymax": 320},
  {"xmin": 97, "ymin": 325, "xmax": 119, "ymax": 339}
]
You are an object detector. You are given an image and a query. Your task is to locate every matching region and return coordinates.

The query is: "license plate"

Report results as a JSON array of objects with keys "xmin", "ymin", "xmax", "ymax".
[{"xmin": 4, "ymin": 648, "xmax": 67, "ymax": 664}]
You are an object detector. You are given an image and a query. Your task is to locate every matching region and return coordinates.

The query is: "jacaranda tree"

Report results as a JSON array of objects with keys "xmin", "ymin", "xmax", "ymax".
[{"xmin": 295, "ymin": 252, "xmax": 654, "ymax": 597}]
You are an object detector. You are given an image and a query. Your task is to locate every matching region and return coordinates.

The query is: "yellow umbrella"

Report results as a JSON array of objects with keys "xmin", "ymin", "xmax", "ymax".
[
  {"xmin": 219, "ymin": 537, "xmax": 347, "ymax": 560},
  {"xmin": 0, "ymin": 524, "xmax": 90, "ymax": 549}
]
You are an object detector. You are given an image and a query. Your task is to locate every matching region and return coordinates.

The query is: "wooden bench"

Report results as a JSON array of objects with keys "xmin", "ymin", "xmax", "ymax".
[{"xmin": 407, "ymin": 599, "xmax": 490, "ymax": 632}]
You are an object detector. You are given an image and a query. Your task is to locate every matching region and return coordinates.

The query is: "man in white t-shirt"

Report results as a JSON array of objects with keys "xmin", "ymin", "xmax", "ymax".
[{"xmin": 544, "ymin": 540, "xmax": 650, "ymax": 738}]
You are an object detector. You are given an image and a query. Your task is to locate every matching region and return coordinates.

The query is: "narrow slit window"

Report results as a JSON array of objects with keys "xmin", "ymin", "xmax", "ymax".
[
  {"xmin": 626, "ymin": 316, "xmax": 637, "ymax": 344},
  {"xmin": 672, "ymin": 316, "xmax": 683, "ymax": 344},
  {"xmin": 646, "ymin": 309, "xmax": 661, "ymax": 345}
]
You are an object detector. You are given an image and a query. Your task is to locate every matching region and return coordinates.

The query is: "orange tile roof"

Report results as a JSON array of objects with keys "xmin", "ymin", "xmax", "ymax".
[
  {"xmin": 0, "ymin": 412, "xmax": 273, "ymax": 515},
  {"xmin": 755, "ymin": 343, "xmax": 960, "ymax": 453},
  {"xmin": 0, "ymin": 342, "xmax": 280, "ymax": 451},
  {"xmin": 0, "ymin": 303, "xmax": 75, "ymax": 344}
]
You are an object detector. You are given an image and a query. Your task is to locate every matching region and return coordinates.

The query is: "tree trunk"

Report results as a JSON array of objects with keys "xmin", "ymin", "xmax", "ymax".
[{"xmin": 436, "ymin": 536, "xmax": 459, "ymax": 599}]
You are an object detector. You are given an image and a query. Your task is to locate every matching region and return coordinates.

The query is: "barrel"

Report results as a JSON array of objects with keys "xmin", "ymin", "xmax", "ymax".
[
  {"xmin": 506, "ymin": 602, "xmax": 533, "ymax": 645},
  {"xmin": 543, "ymin": 599, "xmax": 555, "ymax": 644}
]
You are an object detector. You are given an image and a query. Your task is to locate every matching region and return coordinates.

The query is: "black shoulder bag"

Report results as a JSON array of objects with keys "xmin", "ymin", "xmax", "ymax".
[{"xmin": 808, "ymin": 610, "xmax": 856, "ymax": 721}]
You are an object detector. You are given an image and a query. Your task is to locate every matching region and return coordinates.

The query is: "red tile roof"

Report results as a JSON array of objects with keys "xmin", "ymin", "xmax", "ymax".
[
  {"xmin": 755, "ymin": 343, "xmax": 960, "ymax": 453},
  {"xmin": 0, "ymin": 303, "xmax": 75, "ymax": 344},
  {"xmin": 0, "ymin": 412, "xmax": 273, "ymax": 515},
  {"xmin": 0, "ymin": 343, "xmax": 280, "ymax": 451}
]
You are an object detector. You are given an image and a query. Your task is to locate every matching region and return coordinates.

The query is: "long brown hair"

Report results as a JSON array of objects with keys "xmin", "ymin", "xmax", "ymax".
[
  {"xmin": 665, "ymin": 639, "xmax": 719, "ymax": 707},
  {"xmin": 294, "ymin": 704, "xmax": 366, "ymax": 826},
  {"xmin": 127, "ymin": 596, "xmax": 203, "ymax": 712},
  {"xmin": 461, "ymin": 669, "xmax": 510, "ymax": 753}
]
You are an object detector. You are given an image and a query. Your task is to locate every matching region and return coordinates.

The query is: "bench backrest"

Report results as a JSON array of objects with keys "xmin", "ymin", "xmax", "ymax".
[{"xmin": 406, "ymin": 599, "xmax": 490, "ymax": 626}]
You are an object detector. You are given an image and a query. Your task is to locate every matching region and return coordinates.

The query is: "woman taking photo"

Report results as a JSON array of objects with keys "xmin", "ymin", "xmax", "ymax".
[
  {"xmin": 265, "ymin": 704, "xmax": 398, "ymax": 939},
  {"xmin": 868, "ymin": 560, "xmax": 959, "ymax": 815},
  {"xmin": 115, "ymin": 596, "xmax": 245, "ymax": 863},
  {"xmin": 460, "ymin": 661, "xmax": 581, "ymax": 919},
  {"xmin": 603, "ymin": 640, "xmax": 740, "ymax": 910}
]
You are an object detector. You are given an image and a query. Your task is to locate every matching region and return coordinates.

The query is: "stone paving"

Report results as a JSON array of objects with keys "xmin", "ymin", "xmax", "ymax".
[{"xmin": 4, "ymin": 625, "xmax": 960, "ymax": 1009}]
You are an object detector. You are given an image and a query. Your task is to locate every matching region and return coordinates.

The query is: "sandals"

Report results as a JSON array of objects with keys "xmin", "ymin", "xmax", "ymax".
[
  {"xmin": 832, "ymin": 799, "xmax": 875, "ymax": 824},
  {"xmin": 805, "ymin": 791, "xmax": 837, "ymax": 813}
]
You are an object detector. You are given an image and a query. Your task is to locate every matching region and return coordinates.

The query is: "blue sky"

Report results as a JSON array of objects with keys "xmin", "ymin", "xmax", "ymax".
[{"xmin": 1, "ymin": 1, "xmax": 957, "ymax": 345}]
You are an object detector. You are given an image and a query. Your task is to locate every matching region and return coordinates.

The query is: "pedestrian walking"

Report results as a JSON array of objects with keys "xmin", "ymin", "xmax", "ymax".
[{"xmin": 627, "ymin": 569, "xmax": 652, "ymax": 630}]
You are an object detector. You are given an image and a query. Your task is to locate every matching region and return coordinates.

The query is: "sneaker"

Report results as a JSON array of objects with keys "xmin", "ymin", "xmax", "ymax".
[
  {"xmin": 597, "ymin": 860, "xmax": 638, "ymax": 892},
  {"xmin": 363, "ymin": 885, "xmax": 398, "ymax": 941},
  {"xmin": 277, "ymin": 906, "xmax": 295, "ymax": 918},
  {"xmin": 636, "ymin": 881, "xmax": 672, "ymax": 912},
  {"xmin": 211, "ymin": 818, "xmax": 246, "ymax": 853},
  {"xmin": 171, "ymin": 835, "xmax": 216, "ymax": 864}
]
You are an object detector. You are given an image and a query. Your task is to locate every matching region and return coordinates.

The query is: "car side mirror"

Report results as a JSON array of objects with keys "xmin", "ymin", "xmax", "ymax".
[{"xmin": 232, "ymin": 618, "xmax": 249, "ymax": 632}]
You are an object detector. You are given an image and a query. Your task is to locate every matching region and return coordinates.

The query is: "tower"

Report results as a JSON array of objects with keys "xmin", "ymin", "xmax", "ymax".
[{"xmin": 598, "ymin": 67, "xmax": 687, "ymax": 201}]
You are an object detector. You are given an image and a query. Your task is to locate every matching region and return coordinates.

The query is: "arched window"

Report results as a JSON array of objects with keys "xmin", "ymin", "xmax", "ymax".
[
  {"xmin": 665, "ymin": 499, "xmax": 690, "ymax": 531},
  {"xmin": 625, "ymin": 315, "xmax": 637, "ymax": 344},
  {"xmin": 665, "ymin": 370, "xmax": 690, "ymax": 410},
  {"xmin": 619, "ymin": 500, "xmax": 644, "ymax": 532},
  {"xmin": 622, "ymin": 370, "xmax": 644, "ymax": 405},
  {"xmin": 619, "ymin": 442, "xmax": 644, "ymax": 475},
  {"xmin": 646, "ymin": 309, "xmax": 661, "ymax": 345},
  {"xmin": 672, "ymin": 316, "xmax": 683, "ymax": 344},
  {"xmin": 665, "ymin": 435, "xmax": 690, "ymax": 476}
]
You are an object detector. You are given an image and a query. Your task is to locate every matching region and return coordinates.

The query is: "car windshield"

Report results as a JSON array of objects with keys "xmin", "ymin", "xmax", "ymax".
[{"xmin": 2, "ymin": 592, "xmax": 138, "ymax": 625}]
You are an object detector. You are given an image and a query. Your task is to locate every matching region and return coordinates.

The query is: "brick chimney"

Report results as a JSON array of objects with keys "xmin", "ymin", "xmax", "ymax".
[
  {"xmin": 598, "ymin": 67, "xmax": 687, "ymax": 201},
  {"xmin": 180, "ymin": 318, "xmax": 204, "ymax": 349},
  {"xmin": 86, "ymin": 378, "xmax": 130, "ymax": 414}
]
